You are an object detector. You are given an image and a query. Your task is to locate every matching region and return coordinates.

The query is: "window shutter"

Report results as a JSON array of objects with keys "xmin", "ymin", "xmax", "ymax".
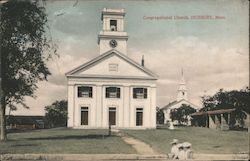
[
  {"xmin": 117, "ymin": 88, "xmax": 120, "ymax": 98},
  {"xmin": 78, "ymin": 87, "xmax": 81, "ymax": 97},
  {"xmin": 144, "ymin": 88, "xmax": 147, "ymax": 98},
  {"xmin": 106, "ymin": 88, "xmax": 109, "ymax": 98},
  {"xmin": 89, "ymin": 87, "xmax": 92, "ymax": 98},
  {"xmin": 133, "ymin": 88, "xmax": 136, "ymax": 98}
]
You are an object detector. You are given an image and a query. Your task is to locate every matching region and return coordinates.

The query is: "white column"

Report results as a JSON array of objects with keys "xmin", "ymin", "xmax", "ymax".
[
  {"xmin": 129, "ymin": 87, "xmax": 134, "ymax": 127},
  {"xmin": 102, "ymin": 86, "xmax": 108, "ymax": 127},
  {"xmin": 123, "ymin": 86, "xmax": 130, "ymax": 128},
  {"xmin": 150, "ymin": 87, "xmax": 157, "ymax": 128},
  {"xmin": 90, "ymin": 86, "xmax": 97, "ymax": 127},
  {"xmin": 74, "ymin": 86, "xmax": 80, "ymax": 127},
  {"xmin": 144, "ymin": 87, "xmax": 151, "ymax": 127},
  {"xmin": 118, "ymin": 86, "xmax": 124, "ymax": 127},
  {"xmin": 96, "ymin": 85, "xmax": 102, "ymax": 127},
  {"xmin": 67, "ymin": 84, "xmax": 74, "ymax": 127}
]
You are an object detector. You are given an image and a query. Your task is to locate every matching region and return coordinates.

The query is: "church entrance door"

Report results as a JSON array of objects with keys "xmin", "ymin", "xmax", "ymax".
[
  {"xmin": 136, "ymin": 108, "xmax": 143, "ymax": 126},
  {"xmin": 109, "ymin": 107, "xmax": 116, "ymax": 126},
  {"xmin": 81, "ymin": 107, "xmax": 88, "ymax": 125}
]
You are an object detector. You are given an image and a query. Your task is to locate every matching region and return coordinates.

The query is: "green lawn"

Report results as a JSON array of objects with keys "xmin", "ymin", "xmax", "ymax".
[
  {"xmin": 1, "ymin": 127, "xmax": 248, "ymax": 154},
  {"xmin": 0, "ymin": 128, "xmax": 136, "ymax": 154},
  {"xmin": 123, "ymin": 127, "xmax": 249, "ymax": 154}
]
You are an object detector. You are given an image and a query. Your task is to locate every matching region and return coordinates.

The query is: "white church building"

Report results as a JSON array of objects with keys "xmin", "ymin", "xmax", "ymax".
[
  {"xmin": 66, "ymin": 8, "xmax": 158, "ymax": 129},
  {"xmin": 161, "ymin": 70, "xmax": 200, "ymax": 125}
]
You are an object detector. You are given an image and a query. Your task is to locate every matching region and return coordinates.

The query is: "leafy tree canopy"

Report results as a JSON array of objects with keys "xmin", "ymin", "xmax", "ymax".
[
  {"xmin": 156, "ymin": 106, "xmax": 164, "ymax": 124},
  {"xmin": 1, "ymin": 0, "xmax": 56, "ymax": 109},
  {"xmin": 45, "ymin": 100, "xmax": 67, "ymax": 128},
  {"xmin": 0, "ymin": 0, "xmax": 56, "ymax": 141},
  {"xmin": 200, "ymin": 87, "xmax": 249, "ymax": 126},
  {"xmin": 170, "ymin": 104, "xmax": 196, "ymax": 125}
]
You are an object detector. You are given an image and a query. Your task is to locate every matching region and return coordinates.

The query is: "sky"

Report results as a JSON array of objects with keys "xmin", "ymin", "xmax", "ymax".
[{"xmin": 12, "ymin": 0, "xmax": 249, "ymax": 116}]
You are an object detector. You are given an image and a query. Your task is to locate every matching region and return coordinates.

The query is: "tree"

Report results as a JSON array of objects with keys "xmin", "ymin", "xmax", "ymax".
[
  {"xmin": 156, "ymin": 106, "xmax": 164, "ymax": 124},
  {"xmin": 201, "ymin": 87, "xmax": 249, "ymax": 127},
  {"xmin": 0, "ymin": 0, "xmax": 56, "ymax": 141},
  {"xmin": 170, "ymin": 104, "xmax": 196, "ymax": 125},
  {"xmin": 45, "ymin": 100, "xmax": 67, "ymax": 128}
]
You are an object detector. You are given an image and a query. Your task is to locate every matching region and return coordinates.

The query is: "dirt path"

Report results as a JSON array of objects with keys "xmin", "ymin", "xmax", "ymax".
[
  {"xmin": 112, "ymin": 129, "xmax": 157, "ymax": 155},
  {"xmin": 121, "ymin": 135, "xmax": 157, "ymax": 154}
]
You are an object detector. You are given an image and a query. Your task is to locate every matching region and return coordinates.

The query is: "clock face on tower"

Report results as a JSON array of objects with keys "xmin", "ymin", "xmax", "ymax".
[{"xmin": 109, "ymin": 39, "xmax": 118, "ymax": 48}]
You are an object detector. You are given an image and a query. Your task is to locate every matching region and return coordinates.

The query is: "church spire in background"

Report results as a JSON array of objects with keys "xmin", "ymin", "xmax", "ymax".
[
  {"xmin": 180, "ymin": 67, "xmax": 185, "ymax": 84},
  {"xmin": 177, "ymin": 68, "xmax": 188, "ymax": 101}
]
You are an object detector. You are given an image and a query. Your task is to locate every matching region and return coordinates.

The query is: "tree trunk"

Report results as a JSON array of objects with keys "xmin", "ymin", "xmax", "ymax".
[{"xmin": 0, "ymin": 96, "xmax": 7, "ymax": 141}]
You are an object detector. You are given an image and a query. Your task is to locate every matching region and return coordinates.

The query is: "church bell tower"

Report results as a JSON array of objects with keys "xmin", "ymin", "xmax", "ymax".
[
  {"xmin": 177, "ymin": 68, "xmax": 188, "ymax": 101},
  {"xmin": 98, "ymin": 8, "xmax": 128, "ymax": 55}
]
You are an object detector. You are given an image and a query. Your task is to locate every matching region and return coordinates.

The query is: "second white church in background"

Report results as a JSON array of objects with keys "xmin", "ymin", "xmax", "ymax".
[{"xmin": 161, "ymin": 70, "xmax": 200, "ymax": 125}]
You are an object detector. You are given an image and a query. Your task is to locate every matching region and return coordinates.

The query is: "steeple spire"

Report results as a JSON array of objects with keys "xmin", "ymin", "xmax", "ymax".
[
  {"xmin": 177, "ymin": 68, "xmax": 188, "ymax": 101},
  {"xmin": 180, "ymin": 67, "xmax": 185, "ymax": 84}
]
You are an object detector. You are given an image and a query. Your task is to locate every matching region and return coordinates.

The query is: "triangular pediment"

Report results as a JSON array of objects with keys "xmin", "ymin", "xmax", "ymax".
[{"xmin": 66, "ymin": 49, "xmax": 158, "ymax": 80}]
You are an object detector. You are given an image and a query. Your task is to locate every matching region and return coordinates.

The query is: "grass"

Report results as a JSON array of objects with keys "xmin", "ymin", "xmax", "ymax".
[
  {"xmin": 123, "ymin": 127, "xmax": 249, "ymax": 154},
  {"xmin": 1, "ymin": 127, "xmax": 248, "ymax": 155},
  {"xmin": 0, "ymin": 128, "xmax": 136, "ymax": 154}
]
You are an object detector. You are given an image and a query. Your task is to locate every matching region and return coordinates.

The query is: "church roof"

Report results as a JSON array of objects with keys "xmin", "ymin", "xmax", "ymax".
[
  {"xmin": 65, "ymin": 49, "xmax": 158, "ymax": 80},
  {"xmin": 161, "ymin": 99, "xmax": 200, "ymax": 110},
  {"xmin": 161, "ymin": 100, "xmax": 178, "ymax": 109}
]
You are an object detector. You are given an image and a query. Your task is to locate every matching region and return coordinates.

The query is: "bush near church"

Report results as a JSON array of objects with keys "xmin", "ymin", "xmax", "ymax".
[
  {"xmin": 45, "ymin": 100, "xmax": 68, "ymax": 128},
  {"xmin": 156, "ymin": 107, "xmax": 165, "ymax": 125},
  {"xmin": 170, "ymin": 104, "xmax": 196, "ymax": 125}
]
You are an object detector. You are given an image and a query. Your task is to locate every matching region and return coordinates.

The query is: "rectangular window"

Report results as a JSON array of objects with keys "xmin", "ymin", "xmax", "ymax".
[
  {"xmin": 78, "ymin": 86, "xmax": 92, "ymax": 98},
  {"xmin": 106, "ymin": 87, "xmax": 120, "ymax": 98},
  {"xmin": 109, "ymin": 63, "xmax": 118, "ymax": 71},
  {"xmin": 136, "ymin": 108, "xmax": 143, "ymax": 126},
  {"xmin": 109, "ymin": 107, "xmax": 116, "ymax": 125},
  {"xmin": 133, "ymin": 88, "xmax": 147, "ymax": 99},
  {"xmin": 81, "ymin": 107, "xmax": 88, "ymax": 125},
  {"xmin": 110, "ymin": 20, "xmax": 117, "ymax": 31}
]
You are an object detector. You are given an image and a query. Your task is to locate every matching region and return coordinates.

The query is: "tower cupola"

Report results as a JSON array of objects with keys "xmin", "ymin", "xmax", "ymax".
[{"xmin": 98, "ymin": 8, "xmax": 128, "ymax": 55}]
